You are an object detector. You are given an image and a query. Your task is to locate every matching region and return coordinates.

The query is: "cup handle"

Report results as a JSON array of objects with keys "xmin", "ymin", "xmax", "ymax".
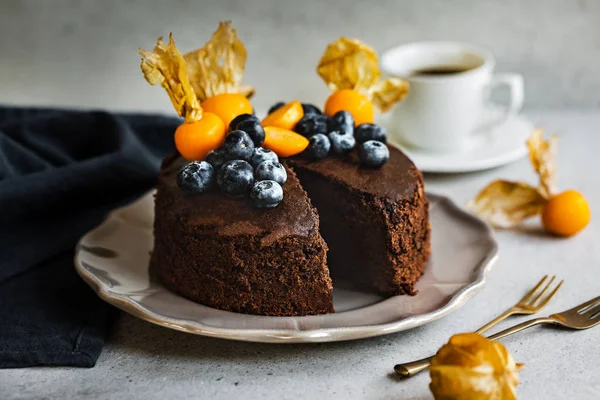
[{"xmin": 479, "ymin": 73, "xmax": 524, "ymax": 131}]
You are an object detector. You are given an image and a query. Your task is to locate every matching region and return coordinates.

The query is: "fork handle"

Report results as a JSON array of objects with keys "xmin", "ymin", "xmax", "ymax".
[
  {"xmin": 394, "ymin": 356, "xmax": 434, "ymax": 377},
  {"xmin": 394, "ymin": 316, "xmax": 555, "ymax": 378},
  {"xmin": 486, "ymin": 317, "xmax": 555, "ymax": 341},
  {"xmin": 474, "ymin": 309, "xmax": 516, "ymax": 334}
]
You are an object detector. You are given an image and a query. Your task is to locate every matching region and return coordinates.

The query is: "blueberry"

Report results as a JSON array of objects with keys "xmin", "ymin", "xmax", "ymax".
[
  {"xmin": 217, "ymin": 160, "xmax": 255, "ymax": 195},
  {"xmin": 229, "ymin": 113, "xmax": 258, "ymax": 132},
  {"xmin": 294, "ymin": 114, "xmax": 329, "ymax": 137},
  {"xmin": 358, "ymin": 140, "xmax": 390, "ymax": 168},
  {"xmin": 255, "ymin": 160, "xmax": 287, "ymax": 185},
  {"xmin": 301, "ymin": 103, "xmax": 322, "ymax": 115},
  {"xmin": 222, "ymin": 130, "xmax": 255, "ymax": 161},
  {"xmin": 251, "ymin": 180, "xmax": 284, "ymax": 208},
  {"xmin": 177, "ymin": 161, "xmax": 214, "ymax": 194},
  {"xmin": 250, "ymin": 147, "xmax": 279, "ymax": 167},
  {"xmin": 205, "ymin": 148, "xmax": 227, "ymax": 169},
  {"xmin": 303, "ymin": 133, "xmax": 330, "ymax": 160},
  {"xmin": 354, "ymin": 123, "xmax": 388, "ymax": 144},
  {"xmin": 328, "ymin": 131, "xmax": 356, "ymax": 154},
  {"xmin": 267, "ymin": 101, "xmax": 285, "ymax": 115},
  {"xmin": 236, "ymin": 119, "xmax": 265, "ymax": 146},
  {"xmin": 329, "ymin": 110, "xmax": 354, "ymax": 135}
]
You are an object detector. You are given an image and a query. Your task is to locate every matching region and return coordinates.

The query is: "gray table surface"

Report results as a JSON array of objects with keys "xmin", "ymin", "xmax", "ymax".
[{"xmin": 2, "ymin": 111, "xmax": 599, "ymax": 399}]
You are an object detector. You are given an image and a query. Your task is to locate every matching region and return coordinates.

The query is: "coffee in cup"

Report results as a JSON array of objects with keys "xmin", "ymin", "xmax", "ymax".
[{"xmin": 381, "ymin": 42, "xmax": 524, "ymax": 153}]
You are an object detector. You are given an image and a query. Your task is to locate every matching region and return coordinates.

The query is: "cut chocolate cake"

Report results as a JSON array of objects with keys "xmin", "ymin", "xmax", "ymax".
[
  {"xmin": 151, "ymin": 153, "xmax": 334, "ymax": 316},
  {"xmin": 151, "ymin": 145, "xmax": 430, "ymax": 316},
  {"xmin": 288, "ymin": 145, "xmax": 430, "ymax": 296}
]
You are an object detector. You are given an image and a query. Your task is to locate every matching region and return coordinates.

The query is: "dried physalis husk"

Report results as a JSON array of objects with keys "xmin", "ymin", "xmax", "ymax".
[
  {"xmin": 183, "ymin": 21, "xmax": 254, "ymax": 101},
  {"xmin": 468, "ymin": 180, "xmax": 547, "ymax": 228},
  {"xmin": 139, "ymin": 34, "xmax": 202, "ymax": 122},
  {"xmin": 527, "ymin": 128, "xmax": 557, "ymax": 199},
  {"xmin": 317, "ymin": 37, "xmax": 408, "ymax": 112},
  {"xmin": 429, "ymin": 333, "xmax": 523, "ymax": 400},
  {"xmin": 468, "ymin": 129, "xmax": 557, "ymax": 228}
]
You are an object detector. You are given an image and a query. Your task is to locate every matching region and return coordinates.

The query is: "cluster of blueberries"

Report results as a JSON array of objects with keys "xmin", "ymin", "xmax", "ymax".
[
  {"xmin": 177, "ymin": 113, "xmax": 287, "ymax": 208},
  {"xmin": 271, "ymin": 102, "xmax": 390, "ymax": 168},
  {"xmin": 177, "ymin": 102, "xmax": 390, "ymax": 208}
]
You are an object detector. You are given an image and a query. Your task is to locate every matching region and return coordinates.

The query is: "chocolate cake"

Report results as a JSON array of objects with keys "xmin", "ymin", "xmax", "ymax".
[
  {"xmin": 151, "ymin": 145, "xmax": 430, "ymax": 316},
  {"xmin": 151, "ymin": 152, "xmax": 334, "ymax": 316},
  {"xmin": 288, "ymin": 145, "xmax": 430, "ymax": 296}
]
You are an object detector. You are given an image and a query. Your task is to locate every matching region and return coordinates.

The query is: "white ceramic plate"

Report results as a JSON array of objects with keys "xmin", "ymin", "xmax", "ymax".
[
  {"xmin": 378, "ymin": 109, "xmax": 535, "ymax": 173},
  {"xmin": 75, "ymin": 191, "xmax": 498, "ymax": 343}
]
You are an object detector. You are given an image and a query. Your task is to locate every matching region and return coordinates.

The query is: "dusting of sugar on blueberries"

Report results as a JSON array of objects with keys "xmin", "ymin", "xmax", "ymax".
[
  {"xmin": 250, "ymin": 147, "xmax": 279, "ymax": 168},
  {"xmin": 177, "ymin": 161, "xmax": 215, "ymax": 194},
  {"xmin": 328, "ymin": 131, "xmax": 356, "ymax": 154},
  {"xmin": 355, "ymin": 123, "xmax": 387, "ymax": 144},
  {"xmin": 329, "ymin": 110, "xmax": 354, "ymax": 135},
  {"xmin": 255, "ymin": 160, "xmax": 288, "ymax": 185},
  {"xmin": 178, "ymin": 106, "xmax": 390, "ymax": 206},
  {"xmin": 235, "ymin": 119, "xmax": 265, "ymax": 146},
  {"xmin": 217, "ymin": 160, "xmax": 255, "ymax": 195},
  {"xmin": 294, "ymin": 114, "xmax": 329, "ymax": 138},
  {"xmin": 304, "ymin": 133, "xmax": 331, "ymax": 160},
  {"xmin": 205, "ymin": 148, "xmax": 227, "ymax": 169},
  {"xmin": 358, "ymin": 140, "xmax": 390, "ymax": 168},
  {"xmin": 222, "ymin": 130, "xmax": 255, "ymax": 161},
  {"xmin": 251, "ymin": 180, "xmax": 284, "ymax": 208}
]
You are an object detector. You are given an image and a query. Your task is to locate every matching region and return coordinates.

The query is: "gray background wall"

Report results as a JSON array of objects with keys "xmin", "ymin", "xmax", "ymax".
[{"xmin": 1, "ymin": 0, "xmax": 599, "ymax": 115}]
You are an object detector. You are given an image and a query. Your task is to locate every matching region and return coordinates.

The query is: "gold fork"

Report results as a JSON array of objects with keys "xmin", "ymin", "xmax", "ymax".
[
  {"xmin": 394, "ymin": 275, "xmax": 563, "ymax": 378},
  {"xmin": 486, "ymin": 294, "xmax": 600, "ymax": 339}
]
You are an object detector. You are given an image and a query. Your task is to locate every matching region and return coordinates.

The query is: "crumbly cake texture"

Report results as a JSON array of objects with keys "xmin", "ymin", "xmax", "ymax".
[
  {"xmin": 151, "ymin": 145, "xmax": 430, "ymax": 316},
  {"xmin": 151, "ymin": 153, "xmax": 333, "ymax": 316},
  {"xmin": 288, "ymin": 145, "xmax": 430, "ymax": 296}
]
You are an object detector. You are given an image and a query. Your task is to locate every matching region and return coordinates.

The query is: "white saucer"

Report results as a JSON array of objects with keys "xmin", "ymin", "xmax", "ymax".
[{"xmin": 377, "ymin": 110, "xmax": 535, "ymax": 174}]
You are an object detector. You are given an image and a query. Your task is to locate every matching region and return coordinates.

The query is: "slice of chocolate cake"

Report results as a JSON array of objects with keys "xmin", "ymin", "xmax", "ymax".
[
  {"xmin": 287, "ymin": 144, "xmax": 430, "ymax": 296},
  {"xmin": 151, "ymin": 153, "xmax": 333, "ymax": 316}
]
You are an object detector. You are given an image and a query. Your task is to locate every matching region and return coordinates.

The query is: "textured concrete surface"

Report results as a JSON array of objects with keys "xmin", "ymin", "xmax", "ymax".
[
  {"xmin": 1, "ymin": 0, "xmax": 600, "ymax": 113},
  {"xmin": 1, "ymin": 111, "xmax": 599, "ymax": 399}
]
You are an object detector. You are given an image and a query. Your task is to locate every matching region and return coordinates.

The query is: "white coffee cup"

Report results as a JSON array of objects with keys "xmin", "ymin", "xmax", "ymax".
[{"xmin": 381, "ymin": 41, "xmax": 524, "ymax": 153}]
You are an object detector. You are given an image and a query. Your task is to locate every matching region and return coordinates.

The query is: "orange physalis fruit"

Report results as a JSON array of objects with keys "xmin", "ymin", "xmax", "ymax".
[
  {"xmin": 317, "ymin": 37, "xmax": 408, "ymax": 120},
  {"xmin": 201, "ymin": 93, "xmax": 253, "ymax": 129},
  {"xmin": 174, "ymin": 112, "xmax": 226, "ymax": 161},
  {"xmin": 429, "ymin": 333, "xmax": 523, "ymax": 400},
  {"xmin": 263, "ymin": 126, "xmax": 309, "ymax": 158},
  {"xmin": 471, "ymin": 129, "xmax": 593, "ymax": 237},
  {"xmin": 324, "ymin": 89, "xmax": 374, "ymax": 126},
  {"xmin": 261, "ymin": 100, "xmax": 304, "ymax": 130},
  {"xmin": 542, "ymin": 190, "xmax": 591, "ymax": 237}
]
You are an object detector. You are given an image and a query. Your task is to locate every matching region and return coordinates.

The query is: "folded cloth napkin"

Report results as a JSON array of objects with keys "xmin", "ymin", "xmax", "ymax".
[{"xmin": 0, "ymin": 106, "xmax": 180, "ymax": 368}]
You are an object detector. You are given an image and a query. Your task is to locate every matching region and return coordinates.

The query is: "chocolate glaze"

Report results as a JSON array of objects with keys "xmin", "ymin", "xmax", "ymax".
[{"xmin": 289, "ymin": 145, "xmax": 420, "ymax": 201}]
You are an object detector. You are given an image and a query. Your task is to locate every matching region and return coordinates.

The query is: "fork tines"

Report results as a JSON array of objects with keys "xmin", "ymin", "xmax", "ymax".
[{"xmin": 520, "ymin": 275, "xmax": 564, "ymax": 310}]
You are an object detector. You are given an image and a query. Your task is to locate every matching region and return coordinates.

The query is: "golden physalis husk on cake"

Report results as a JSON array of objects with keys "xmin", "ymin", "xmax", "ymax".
[
  {"xmin": 183, "ymin": 21, "xmax": 253, "ymax": 102},
  {"xmin": 138, "ymin": 21, "xmax": 253, "ymax": 161},
  {"xmin": 468, "ymin": 129, "xmax": 591, "ymax": 236},
  {"xmin": 429, "ymin": 333, "xmax": 523, "ymax": 400},
  {"xmin": 139, "ymin": 34, "xmax": 202, "ymax": 123},
  {"xmin": 317, "ymin": 37, "xmax": 409, "ymax": 125}
]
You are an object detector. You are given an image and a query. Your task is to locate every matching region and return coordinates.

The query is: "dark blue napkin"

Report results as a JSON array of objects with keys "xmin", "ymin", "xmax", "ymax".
[{"xmin": 0, "ymin": 106, "xmax": 180, "ymax": 368}]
